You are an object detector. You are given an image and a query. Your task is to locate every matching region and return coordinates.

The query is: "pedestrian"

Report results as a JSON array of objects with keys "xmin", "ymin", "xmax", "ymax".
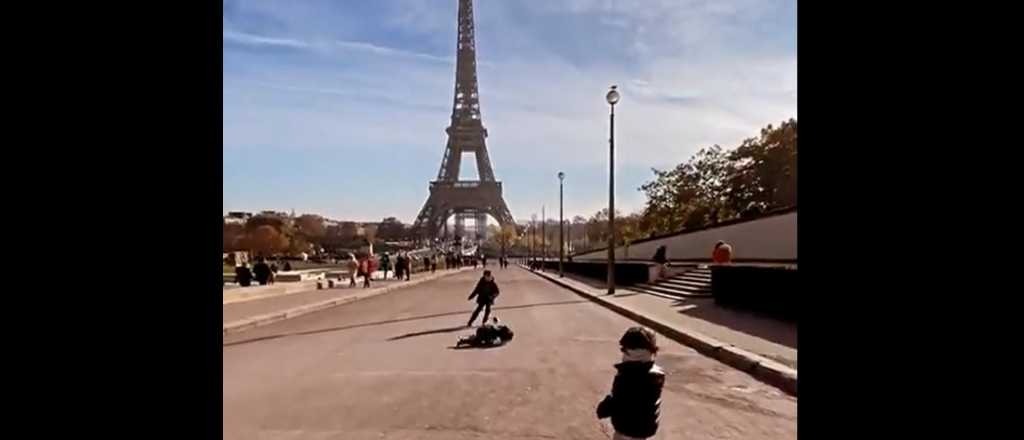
[
  {"xmin": 268, "ymin": 261, "xmax": 278, "ymax": 285},
  {"xmin": 395, "ymin": 252, "xmax": 406, "ymax": 281},
  {"xmin": 380, "ymin": 252, "xmax": 392, "ymax": 280},
  {"xmin": 712, "ymin": 240, "xmax": 733, "ymax": 265},
  {"xmin": 404, "ymin": 252, "xmax": 413, "ymax": 280},
  {"xmin": 597, "ymin": 327, "xmax": 666, "ymax": 440},
  {"xmin": 431, "ymin": 255, "xmax": 438, "ymax": 273},
  {"xmin": 347, "ymin": 253, "xmax": 359, "ymax": 287},
  {"xmin": 652, "ymin": 245, "xmax": 668, "ymax": 279},
  {"xmin": 466, "ymin": 270, "xmax": 500, "ymax": 327},
  {"xmin": 235, "ymin": 263, "xmax": 253, "ymax": 287},
  {"xmin": 482, "ymin": 255, "xmax": 488, "ymax": 267},
  {"xmin": 359, "ymin": 255, "xmax": 372, "ymax": 288},
  {"xmin": 253, "ymin": 258, "xmax": 272, "ymax": 286},
  {"xmin": 283, "ymin": 261, "xmax": 292, "ymax": 272}
]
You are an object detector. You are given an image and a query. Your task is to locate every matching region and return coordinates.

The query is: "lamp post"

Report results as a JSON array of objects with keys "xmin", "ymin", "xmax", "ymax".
[
  {"xmin": 531, "ymin": 214, "xmax": 537, "ymax": 269},
  {"xmin": 558, "ymin": 171, "xmax": 565, "ymax": 277},
  {"xmin": 606, "ymin": 85, "xmax": 619, "ymax": 295},
  {"xmin": 541, "ymin": 205, "xmax": 546, "ymax": 271}
]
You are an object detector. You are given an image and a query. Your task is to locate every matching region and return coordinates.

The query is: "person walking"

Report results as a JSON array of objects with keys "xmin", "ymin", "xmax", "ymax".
[
  {"xmin": 346, "ymin": 253, "xmax": 359, "ymax": 287},
  {"xmin": 253, "ymin": 258, "xmax": 272, "ymax": 286},
  {"xmin": 652, "ymin": 245, "xmax": 668, "ymax": 280},
  {"xmin": 403, "ymin": 252, "xmax": 413, "ymax": 281},
  {"xmin": 395, "ymin": 252, "xmax": 406, "ymax": 281},
  {"xmin": 380, "ymin": 252, "xmax": 392, "ymax": 280},
  {"xmin": 596, "ymin": 327, "xmax": 666, "ymax": 440},
  {"xmin": 235, "ymin": 263, "xmax": 253, "ymax": 287},
  {"xmin": 466, "ymin": 270, "xmax": 500, "ymax": 327},
  {"xmin": 359, "ymin": 255, "xmax": 372, "ymax": 288}
]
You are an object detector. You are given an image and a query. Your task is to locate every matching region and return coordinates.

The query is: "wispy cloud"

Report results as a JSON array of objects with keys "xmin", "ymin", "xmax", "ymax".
[
  {"xmin": 223, "ymin": 30, "xmax": 308, "ymax": 49},
  {"xmin": 224, "ymin": 29, "xmax": 454, "ymax": 64},
  {"xmin": 331, "ymin": 40, "xmax": 453, "ymax": 64}
]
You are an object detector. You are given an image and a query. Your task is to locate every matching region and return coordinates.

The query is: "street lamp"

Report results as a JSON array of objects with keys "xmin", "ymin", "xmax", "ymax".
[
  {"xmin": 541, "ymin": 205, "xmax": 546, "ymax": 272},
  {"xmin": 531, "ymin": 213, "xmax": 537, "ymax": 269},
  {"xmin": 558, "ymin": 171, "xmax": 565, "ymax": 278},
  {"xmin": 606, "ymin": 85, "xmax": 619, "ymax": 295}
]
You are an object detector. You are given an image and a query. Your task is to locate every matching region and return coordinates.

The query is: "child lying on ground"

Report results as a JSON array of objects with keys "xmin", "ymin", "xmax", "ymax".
[{"xmin": 456, "ymin": 317, "xmax": 514, "ymax": 347}]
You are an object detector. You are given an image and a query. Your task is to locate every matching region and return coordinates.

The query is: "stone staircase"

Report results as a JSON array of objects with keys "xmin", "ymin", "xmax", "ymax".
[{"xmin": 629, "ymin": 267, "xmax": 713, "ymax": 298}]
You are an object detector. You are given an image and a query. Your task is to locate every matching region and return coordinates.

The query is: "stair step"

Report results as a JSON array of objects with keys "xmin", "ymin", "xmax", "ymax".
[
  {"xmin": 636, "ymin": 283, "xmax": 712, "ymax": 297},
  {"xmin": 661, "ymin": 279, "xmax": 711, "ymax": 290},
  {"xmin": 675, "ymin": 273, "xmax": 711, "ymax": 281},
  {"xmin": 678, "ymin": 276, "xmax": 710, "ymax": 282},
  {"xmin": 638, "ymin": 282, "xmax": 712, "ymax": 292}
]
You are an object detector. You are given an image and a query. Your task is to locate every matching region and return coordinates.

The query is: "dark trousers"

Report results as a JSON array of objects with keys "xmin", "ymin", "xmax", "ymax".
[
  {"xmin": 362, "ymin": 273, "xmax": 371, "ymax": 288},
  {"xmin": 468, "ymin": 302, "xmax": 492, "ymax": 326}
]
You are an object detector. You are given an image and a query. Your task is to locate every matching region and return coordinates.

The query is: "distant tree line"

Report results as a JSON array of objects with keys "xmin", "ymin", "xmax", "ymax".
[{"xmin": 223, "ymin": 214, "xmax": 415, "ymax": 257}]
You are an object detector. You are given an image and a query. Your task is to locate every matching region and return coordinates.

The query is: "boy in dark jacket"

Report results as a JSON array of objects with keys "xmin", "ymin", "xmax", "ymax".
[
  {"xmin": 597, "ymin": 327, "xmax": 666, "ymax": 440},
  {"xmin": 466, "ymin": 270, "xmax": 500, "ymax": 327}
]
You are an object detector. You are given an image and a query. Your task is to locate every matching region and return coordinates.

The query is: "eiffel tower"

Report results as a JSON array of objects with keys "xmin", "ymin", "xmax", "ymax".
[{"xmin": 412, "ymin": 0, "xmax": 514, "ymax": 241}]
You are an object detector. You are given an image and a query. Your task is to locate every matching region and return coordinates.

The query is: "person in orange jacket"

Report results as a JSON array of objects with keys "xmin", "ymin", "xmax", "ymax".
[{"xmin": 712, "ymin": 241, "xmax": 733, "ymax": 264}]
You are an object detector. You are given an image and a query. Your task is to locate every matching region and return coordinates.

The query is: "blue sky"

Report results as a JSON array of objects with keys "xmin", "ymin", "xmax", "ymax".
[{"xmin": 223, "ymin": 0, "xmax": 796, "ymax": 223}]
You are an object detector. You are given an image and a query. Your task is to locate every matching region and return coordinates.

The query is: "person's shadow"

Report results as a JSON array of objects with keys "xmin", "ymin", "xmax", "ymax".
[
  {"xmin": 447, "ymin": 341, "xmax": 509, "ymax": 350},
  {"xmin": 386, "ymin": 326, "xmax": 467, "ymax": 341}
]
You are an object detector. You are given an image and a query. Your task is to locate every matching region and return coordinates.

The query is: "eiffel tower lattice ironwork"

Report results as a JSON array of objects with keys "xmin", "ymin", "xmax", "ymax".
[{"xmin": 412, "ymin": 0, "xmax": 514, "ymax": 241}]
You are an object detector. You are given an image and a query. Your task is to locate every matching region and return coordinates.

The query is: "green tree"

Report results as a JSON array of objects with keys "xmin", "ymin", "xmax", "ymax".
[
  {"xmin": 637, "ymin": 118, "xmax": 796, "ymax": 235},
  {"xmin": 223, "ymin": 222, "xmax": 245, "ymax": 252},
  {"xmin": 295, "ymin": 215, "xmax": 326, "ymax": 242},
  {"xmin": 376, "ymin": 217, "xmax": 407, "ymax": 241},
  {"xmin": 726, "ymin": 119, "xmax": 797, "ymax": 216},
  {"xmin": 241, "ymin": 225, "xmax": 290, "ymax": 257}
]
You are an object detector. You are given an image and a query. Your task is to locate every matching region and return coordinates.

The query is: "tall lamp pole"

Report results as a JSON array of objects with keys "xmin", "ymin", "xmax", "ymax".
[
  {"xmin": 541, "ymin": 205, "xmax": 546, "ymax": 271},
  {"xmin": 558, "ymin": 172, "xmax": 565, "ymax": 277},
  {"xmin": 531, "ymin": 214, "xmax": 537, "ymax": 268},
  {"xmin": 606, "ymin": 85, "xmax": 620, "ymax": 295}
]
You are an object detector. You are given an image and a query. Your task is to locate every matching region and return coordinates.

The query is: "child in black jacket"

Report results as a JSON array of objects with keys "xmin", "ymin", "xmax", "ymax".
[
  {"xmin": 456, "ymin": 316, "xmax": 514, "ymax": 347},
  {"xmin": 466, "ymin": 270, "xmax": 500, "ymax": 327},
  {"xmin": 597, "ymin": 327, "xmax": 666, "ymax": 440}
]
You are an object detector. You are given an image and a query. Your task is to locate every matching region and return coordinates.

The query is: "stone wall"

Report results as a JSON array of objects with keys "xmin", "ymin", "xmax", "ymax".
[{"xmin": 574, "ymin": 209, "xmax": 797, "ymax": 263}]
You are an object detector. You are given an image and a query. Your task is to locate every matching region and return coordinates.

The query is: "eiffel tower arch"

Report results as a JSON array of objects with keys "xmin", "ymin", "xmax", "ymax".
[{"xmin": 412, "ymin": 0, "xmax": 514, "ymax": 241}]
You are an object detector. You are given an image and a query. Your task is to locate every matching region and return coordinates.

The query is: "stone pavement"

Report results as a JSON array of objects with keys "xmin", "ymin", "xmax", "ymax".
[
  {"xmin": 223, "ymin": 267, "xmax": 796, "ymax": 439},
  {"xmin": 525, "ymin": 266, "xmax": 797, "ymax": 395},
  {"xmin": 224, "ymin": 267, "xmax": 475, "ymax": 334}
]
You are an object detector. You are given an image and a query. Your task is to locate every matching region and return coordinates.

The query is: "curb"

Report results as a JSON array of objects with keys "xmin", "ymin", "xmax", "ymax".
[
  {"xmin": 522, "ymin": 265, "xmax": 797, "ymax": 397},
  {"xmin": 223, "ymin": 280, "xmax": 322, "ymax": 305},
  {"xmin": 223, "ymin": 267, "xmax": 475, "ymax": 335}
]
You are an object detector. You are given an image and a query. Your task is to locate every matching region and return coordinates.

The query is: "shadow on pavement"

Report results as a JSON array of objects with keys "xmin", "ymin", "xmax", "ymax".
[
  {"xmin": 224, "ymin": 299, "xmax": 590, "ymax": 347},
  {"xmin": 387, "ymin": 325, "xmax": 467, "ymax": 341},
  {"xmin": 447, "ymin": 342, "xmax": 509, "ymax": 350},
  {"xmin": 673, "ymin": 299, "xmax": 797, "ymax": 349}
]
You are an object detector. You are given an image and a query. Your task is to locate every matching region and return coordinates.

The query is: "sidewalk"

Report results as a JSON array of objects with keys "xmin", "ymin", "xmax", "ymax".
[
  {"xmin": 223, "ymin": 267, "xmax": 474, "ymax": 334},
  {"xmin": 524, "ymin": 266, "xmax": 797, "ymax": 396}
]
